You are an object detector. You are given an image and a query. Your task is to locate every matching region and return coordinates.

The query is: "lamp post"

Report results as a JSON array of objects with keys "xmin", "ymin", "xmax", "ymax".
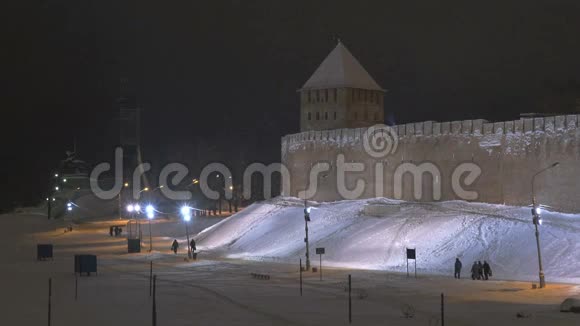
[
  {"xmin": 118, "ymin": 182, "xmax": 130, "ymax": 219},
  {"xmin": 304, "ymin": 200, "xmax": 311, "ymax": 271},
  {"xmin": 531, "ymin": 161, "xmax": 559, "ymax": 289},
  {"xmin": 145, "ymin": 205, "xmax": 155, "ymax": 252},
  {"xmin": 181, "ymin": 206, "xmax": 192, "ymax": 259}
]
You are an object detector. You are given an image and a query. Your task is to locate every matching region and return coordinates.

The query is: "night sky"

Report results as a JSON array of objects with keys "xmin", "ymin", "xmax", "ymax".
[{"xmin": 2, "ymin": 1, "xmax": 580, "ymax": 211}]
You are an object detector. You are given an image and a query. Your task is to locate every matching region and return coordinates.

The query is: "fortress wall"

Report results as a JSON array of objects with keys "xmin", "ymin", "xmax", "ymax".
[{"xmin": 281, "ymin": 115, "xmax": 580, "ymax": 211}]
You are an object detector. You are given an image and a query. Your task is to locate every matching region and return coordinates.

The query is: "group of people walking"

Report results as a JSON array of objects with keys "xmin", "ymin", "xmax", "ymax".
[
  {"xmin": 171, "ymin": 239, "xmax": 196, "ymax": 256},
  {"xmin": 454, "ymin": 258, "xmax": 493, "ymax": 280}
]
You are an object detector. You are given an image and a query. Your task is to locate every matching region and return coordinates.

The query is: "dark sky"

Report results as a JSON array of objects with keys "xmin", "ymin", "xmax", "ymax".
[{"xmin": 2, "ymin": 1, "xmax": 580, "ymax": 210}]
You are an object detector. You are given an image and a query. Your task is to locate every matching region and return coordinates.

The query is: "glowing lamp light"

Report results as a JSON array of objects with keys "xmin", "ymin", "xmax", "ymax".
[
  {"xmin": 306, "ymin": 207, "xmax": 312, "ymax": 214},
  {"xmin": 55, "ymin": 186, "xmax": 59, "ymax": 191},
  {"xmin": 54, "ymin": 173, "xmax": 59, "ymax": 178},
  {"xmin": 146, "ymin": 205, "xmax": 155, "ymax": 219},
  {"xmin": 67, "ymin": 202, "xmax": 72, "ymax": 208},
  {"xmin": 126, "ymin": 204, "xmax": 134, "ymax": 212},
  {"xmin": 181, "ymin": 206, "xmax": 192, "ymax": 221},
  {"xmin": 134, "ymin": 204, "xmax": 141, "ymax": 212},
  {"xmin": 67, "ymin": 207, "xmax": 72, "ymax": 211},
  {"xmin": 534, "ymin": 207, "xmax": 542, "ymax": 216},
  {"xmin": 63, "ymin": 178, "xmax": 67, "ymax": 183},
  {"xmin": 538, "ymin": 218, "xmax": 543, "ymax": 225}
]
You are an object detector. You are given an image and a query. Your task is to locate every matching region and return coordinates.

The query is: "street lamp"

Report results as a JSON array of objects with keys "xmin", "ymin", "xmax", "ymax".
[
  {"xmin": 304, "ymin": 200, "xmax": 312, "ymax": 270},
  {"xmin": 145, "ymin": 204, "xmax": 155, "ymax": 252},
  {"xmin": 181, "ymin": 206, "xmax": 192, "ymax": 259},
  {"xmin": 530, "ymin": 161, "xmax": 559, "ymax": 289},
  {"xmin": 117, "ymin": 182, "xmax": 130, "ymax": 220}
]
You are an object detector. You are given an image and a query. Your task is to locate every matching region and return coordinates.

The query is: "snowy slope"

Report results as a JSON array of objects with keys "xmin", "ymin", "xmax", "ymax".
[{"xmin": 196, "ymin": 197, "xmax": 580, "ymax": 283}]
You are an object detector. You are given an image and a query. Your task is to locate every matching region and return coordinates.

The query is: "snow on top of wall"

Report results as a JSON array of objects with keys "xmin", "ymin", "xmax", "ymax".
[{"xmin": 281, "ymin": 115, "xmax": 580, "ymax": 155}]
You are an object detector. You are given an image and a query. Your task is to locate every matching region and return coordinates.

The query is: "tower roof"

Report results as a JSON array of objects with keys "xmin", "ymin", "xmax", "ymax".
[{"xmin": 301, "ymin": 41, "xmax": 383, "ymax": 91}]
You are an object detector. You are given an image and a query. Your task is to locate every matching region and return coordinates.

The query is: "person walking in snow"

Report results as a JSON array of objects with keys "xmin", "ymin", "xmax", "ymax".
[
  {"xmin": 471, "ymin": 262, "xmax": 478, "ymax": 280},
  {"xmin": 454, "ymin": 258, "xmax": 462, "ymax": 279},
  {"xmin": 483, "ymin": 261, "xmax": 492, "ymax": 280},
  {"xmin": 477, "ymin": 261, "xmax": 484, "ymax": 280},
  {"xmin": 171, "ymin": 239, "xmax": 179, "ymax": 254},
  {"xmin": 190, "ymin": 239, "xmax": 196, "ymax": 253}
]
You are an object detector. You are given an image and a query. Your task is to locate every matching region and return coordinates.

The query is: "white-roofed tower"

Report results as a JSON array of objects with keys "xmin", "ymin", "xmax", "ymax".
[{"xmin": 299, "ymin": 41, "xmax": 386, "ymax": 131}]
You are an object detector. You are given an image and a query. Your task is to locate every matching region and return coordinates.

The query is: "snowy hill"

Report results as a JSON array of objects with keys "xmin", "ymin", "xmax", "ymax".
[{"xmin": 196, "ymin": 197, "xmax": 580, "ymax": 283}]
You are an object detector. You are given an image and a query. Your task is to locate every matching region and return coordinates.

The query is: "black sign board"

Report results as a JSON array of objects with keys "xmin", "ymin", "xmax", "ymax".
[
  {"xmin": 316, "ymin": 248, "xmax": 325, "ymax": 255},
  {"xmin": 37, "ymin": 244, "xmax": 53, "ymax": 261},
  {"xmin": 405, "ymin": 248, "xmax": 417, "ymax": 278}
]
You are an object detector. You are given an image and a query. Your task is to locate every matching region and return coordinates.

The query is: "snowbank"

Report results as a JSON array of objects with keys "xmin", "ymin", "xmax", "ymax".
[{"xmin": 196, "ymin": 197, "xmax": 580, "ymax": 283}]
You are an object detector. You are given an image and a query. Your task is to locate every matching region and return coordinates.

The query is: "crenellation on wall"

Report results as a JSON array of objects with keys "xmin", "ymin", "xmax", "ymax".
[
  {"xmin": 555, "ymin": 115, "xmax": 566, "ymax": 131},
  {"xmin": 523, "ymin": 118, "xmax": 534, "ymax": 133},
  {"xmin": 433, "ymin": 122, "xmax": 441, "ymax": 136},
  {"xmin": 544, "ymin": 117, "xmax": 555, "ymax": 133},
  {"xmin": 415, "ymin": 122, "xmax": 424, "ymax": 136},
  {"xmin": 483, "ymin": 123, "xmax": 494, "ymax": 135},
  {"xmin": 405, "ymin": 123, "xmax": 415, "ymax": 136},
  {"xmin": 567, "ymin": 115, "xmax": 577, "ymax": 129},
  {"xmin": 534, "ymin": 118, "xmax": 545, "ymax": 132},
  {"xmin": 424, "ymin": 121, "xmax": 433, "ymax": 136},
  {"xmin": 398, "ymin": 125, "xmax": 405, "ymax": 137},
  {"xmin": 441, "ymin": 122, "xmax": 450, "ymax": 134},
  {"xmin": 451, "ymin": 121, "xmax": 462, "ymax": 134},
  {"xmin": 462, "ymin": 120, "xmax": 472, "ymax": 134},
  {"xmin": 284, "ymin": 115, "xmax": 580, "ymax": 150},
  {"xmin": 514, "ymin": 120, "xmax": 523, "ymax": 133},
  {"xmin": 493, "ymin": 122, "xmax": 505, "ymax": 134},
  {"xmin": 504, "ymin": 121, "xmax": 514, "ymax": 134},
  {"xmin": 473, "ymin": 120, "xmax": 483, "ymax": 135}
]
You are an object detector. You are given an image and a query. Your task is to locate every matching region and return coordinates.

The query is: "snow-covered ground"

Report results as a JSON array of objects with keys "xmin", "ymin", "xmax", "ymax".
[
  {"xmin": 1, "ymin": 197, "xmax": 580, "ymax": 325},
  {"xmin": 196, "ymin": 197, "xmax": 580, "ymax": 284}
]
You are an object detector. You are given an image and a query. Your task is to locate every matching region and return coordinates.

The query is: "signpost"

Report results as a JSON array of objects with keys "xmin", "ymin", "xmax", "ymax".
[
  {"xmin": 406, "ymin": 248, "xmax": 417, "ymax": 278},
  {"xmin": 316, "ymin": 247, "xmax": 325, "ymax": 281}
]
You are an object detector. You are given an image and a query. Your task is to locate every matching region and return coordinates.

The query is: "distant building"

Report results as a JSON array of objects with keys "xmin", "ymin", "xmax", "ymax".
[{"xmin": 299, "ymin": 41, "xmax": 386, "ymax": 131}]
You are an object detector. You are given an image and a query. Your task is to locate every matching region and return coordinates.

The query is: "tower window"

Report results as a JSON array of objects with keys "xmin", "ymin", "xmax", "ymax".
[
  {"xmin": 316, "ymin": 112, "xmax": 320, "ymax": 120},
  {"xmin": 316, "ymin": 90, "xmax": 320, "ymax": 102},
  {"xmin": 325, "ymin": 112, "xmax": 328, "ymax": 120},
  {"xmin": 307, "ymin": 112, "xmax": 311, "ymax": 120},
  {"xmin": 333, "ymin": 89, "xmax": 337, "ymax": 102},
  {"xmin": 325, "ymin": 89, "xmax": 328, "ymax": 102},
  {"xmin": 334, "ymin": 112, "xmax": 337, "ymax": 120},
  {"xmin": 308, "ymin": 91, "xmax": 311, "ymax": 103}
]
